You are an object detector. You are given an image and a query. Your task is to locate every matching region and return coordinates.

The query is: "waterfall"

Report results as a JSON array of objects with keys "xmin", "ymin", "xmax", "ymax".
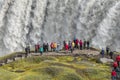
[{"xmin": 0, "ymin": 0, "xmax": 120, "ymax": 56}]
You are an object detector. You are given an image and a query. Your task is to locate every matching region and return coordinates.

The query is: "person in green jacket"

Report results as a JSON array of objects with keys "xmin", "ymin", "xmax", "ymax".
[{"xmin": 39, "ymin": 46, "xmax": 44, "ymax": 55}]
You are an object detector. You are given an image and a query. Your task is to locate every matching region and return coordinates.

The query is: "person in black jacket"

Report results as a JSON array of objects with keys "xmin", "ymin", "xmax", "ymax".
[
  {"xmin": 109, "ymin": 51, "xmax": 113, "ymax": 59},
  {"xmin": 87, "ymin": 40, "xmax": 90, "ymax": 49},
  {"xmin": 83, "ymin": 39, "xmax": 86, "ymax": 49},
  {"xmin": 106, "ymin": 46, "xmax": 109, "ymax": 55}
]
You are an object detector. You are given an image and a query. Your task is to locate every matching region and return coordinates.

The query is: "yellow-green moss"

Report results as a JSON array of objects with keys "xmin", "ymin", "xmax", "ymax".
[{"xmin": 0, "ymin": 56, "xmax": 111, "ymax": 80}]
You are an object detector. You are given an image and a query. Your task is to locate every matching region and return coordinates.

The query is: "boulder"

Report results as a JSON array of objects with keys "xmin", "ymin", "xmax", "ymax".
[
  {"xmin": 0, "ymin": 63, "xmax": 3, "ymax": 66},
  {"xmin": 97, "ymin": 58, "xmax": 114, "ymax": 64}
]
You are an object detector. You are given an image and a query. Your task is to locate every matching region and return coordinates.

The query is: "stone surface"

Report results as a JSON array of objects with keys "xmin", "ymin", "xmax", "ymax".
[{"xmin": 99, "ymin": 58, "xmax": 114, "ymax": 64}]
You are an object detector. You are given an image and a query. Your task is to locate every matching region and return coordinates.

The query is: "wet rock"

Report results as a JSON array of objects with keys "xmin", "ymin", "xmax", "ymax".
[
  {"xmin": 14, "ymin": 70, "xmax": 25, "ymax": 73},
  {"xmin": 97, "ymin": 58, "xmax": 114, "ymax": 64},
  {"xmin": 0, "ymin": 63, "xmax": 3, "ymax": 66}
]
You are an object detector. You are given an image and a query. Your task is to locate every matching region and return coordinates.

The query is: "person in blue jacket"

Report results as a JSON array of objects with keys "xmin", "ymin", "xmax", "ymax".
[
  {"xmin": 100, "ymin": 48, "xmax": 105, "ymax": 58},
  {"xmin": 39, "ymin": 46, "xmax": 44, "ymax": 55}
]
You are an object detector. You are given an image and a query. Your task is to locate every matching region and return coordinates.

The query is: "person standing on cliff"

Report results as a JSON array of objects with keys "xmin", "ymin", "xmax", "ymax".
[
  {"xmin": 100, "ymin": 48, "xmax": 105, "ymax": 58},
  {"xmin": 56, "ymin": 43, "xmax": 60, "ymax": 53},
  {"xmin": 75, "ymin": 39, "xmax": 79, "ymax": 49},
  {"xmin": 79, "ymin": 40, "xmax": 83, "ymax": 50},
  {"xmin": 116, "ymin": 55, "xmax": 120, "ymax": 67},
  {"xmin": 35, "ymin": 43, "xmax": 40, "ymax": 53},
  {"xmin": 65, "ymin": 42, "xmax": 69, "ymax": 53},
  {"xmin": 43, "ymin": 42, "xmax": 46, "ymax": 52},
  {"xmin": 113, "ymin": 61, "xmax": 118, "ymax": 70},
  {"xmin": 109, "ymin": 51, "xmax": 114, "ymax": 59},
  {"xmin": 83, "ymin": 39, "xmax": 87, "ymax": 49},
  {"xmin": 106, "ymin": 46, "xmax": 109, "ymax": 55},
  {"xmin": 111, "ymin": 69, "xmax": 117, "ymax": 80},
  {"xmin": 50, "ymin": 42, "xmax": 54, "ymax": 51},
  {"xmin": 87, "ymin": 40, "xmax": 90, "ymax": 49},
  {"xmin": 46, "ymin": 43, "xmax": 49, "ymax": 52},
  {"xmin": 63, "ymin": 40, "xmax": 66, "ymax": 50},
  {"xmin": 25, "ymin": 47, "xmax": 28, "ymax": 57},
  {"xmin": 25, "ymin": 45, "xmax": 30, "ymax": 57},
  {"xmin": 39, "ymin": 46, "xmax": 43, "ymax": 55},
  {"xmin": 68, "ymin": 41, "xmax": 71, "ymax": 50},
  {"xmin": 68, "ymin": 41, "xmax": 73, "ymax": 53},
  {"xmin": 71, "ymin": 41, "xmax": 75, "ymax": 53}
]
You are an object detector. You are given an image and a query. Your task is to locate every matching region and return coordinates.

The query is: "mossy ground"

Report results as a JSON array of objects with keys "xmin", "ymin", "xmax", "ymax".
[{"xmin": 0, "ymin": 56, "xmax": 110, "ymax": 80}]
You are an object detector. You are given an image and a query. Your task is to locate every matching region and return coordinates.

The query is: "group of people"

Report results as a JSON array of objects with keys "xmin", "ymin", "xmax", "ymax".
[
  {"xmin": 112, "ymin": 55, "xmax": 120, "ymax": 80},
  {"xmin": 25, "ymin": 38, "xmax": 90, "ymax": 55},
  {"xmin": 34, "ymin": 42, "xmax": 59, "ymax": 55},
  {"xmin": 35, "ymin": 42, "xmax": 49, "ymax": 55},
  {"xmin": 73, "ymin": 39, "xmax": 90, "ymax": 50},
  {"xmin": 63, "ymin": 39, "xmax": 90, "ymax": 53},
  {"xmin": 100, "ymin": 47, "xmax": 114, "ymax": 59}
]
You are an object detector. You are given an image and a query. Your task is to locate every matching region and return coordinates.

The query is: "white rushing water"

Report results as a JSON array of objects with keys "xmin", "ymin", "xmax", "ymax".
[{"xmin": 0, "ymin": 0, "xmax": 120, "ymax": 56}]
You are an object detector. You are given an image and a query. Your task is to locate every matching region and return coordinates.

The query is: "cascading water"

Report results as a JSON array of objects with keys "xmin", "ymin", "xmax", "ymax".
[{"xmin": 0, "ymin": 0, "xmax": 120, "ymax": 56}]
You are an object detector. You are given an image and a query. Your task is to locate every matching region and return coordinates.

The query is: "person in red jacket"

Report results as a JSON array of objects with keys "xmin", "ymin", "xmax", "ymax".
[
  {"xmin": 79, "ymin": 40, "xmax": 83, "ymax": 50},
  {"xmin": 35, "ymin": 44, "xmax": 40, "ymax": 53},
  {"xmin": 111, "ymin": 70, "xmax": 117, "ymax": 80},
  {"xmin": 113, "ymin": 61, "xmax": 118, "ymax": 70},
  {"xmin": 116, "ymin": 55, "xmax": 120, "ymax": 67},
  {"xmin": 65, "ymin": 43, "xmax": 69, "ymax": 52},
  {"xmin": 75, "ymin": 39, "xmax": 79, "ymax": 49},
  {"xmin": 50, "ymin": 42, "xmax": 54, "ymax": 51}
]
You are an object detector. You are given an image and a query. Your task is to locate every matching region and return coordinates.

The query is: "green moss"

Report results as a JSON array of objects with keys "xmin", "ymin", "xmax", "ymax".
[
  {"xmin": 24, "ymin": 56, "xmax": 57, "ymax": 63},
  {"xmin": 0, "ymin": 68, "xmax": 18, "ymax": 80},
  {"xmin": 32, "ymin": 66, "xmax": 63, "ymax": 77},
  {"xmin": 18, "ymin": 73, "xmax": 52, "ymax": 80},
  {"xmin": 57, "ymin": 56, "xmax": 74, "ymax": 62},
  {"xmin": 80, "ymin": 67, "xmax": 110, "ymax": 80},
  {"xmin": 60, "ymin": 73, "xmax": 82, "ymax": 80},
  {"xmin": 0, "ymin": 56, "xmax": 111, "ymax": 80}
]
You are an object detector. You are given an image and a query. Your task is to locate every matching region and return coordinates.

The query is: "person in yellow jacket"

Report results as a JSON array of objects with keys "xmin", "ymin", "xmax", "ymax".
[
  {"xmin": 53, "ymin": 42, "xmax": 57, "ymax": 51},
  {"xmin": 72, "ymin": 41, "xmax": 75, "ymax": 49},
  {"xmin": 70, "ymin": 41, "xmax": 75, "ymax": 53}
]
